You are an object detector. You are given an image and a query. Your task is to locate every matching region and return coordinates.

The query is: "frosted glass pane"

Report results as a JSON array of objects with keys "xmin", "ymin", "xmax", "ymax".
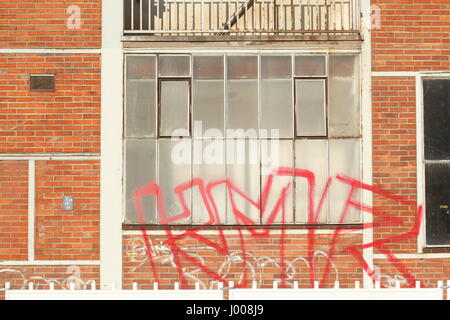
[
  {"xmin": 159, "ymin": 80, "xmax": 190, "ymax": 136},
  {"xmin": 261, "ymin": 56, "xmax": 292, "ymax": 79},
  {"xmin": 158, "ymin": 139, "xmax": 192, "ymax": 224},
  {"xmin": 194, "ymin": 56, "xmax": 224, "ymax": 79},
  {"xmin": 125, "ymin": 139, "xmax": 157, "ymax": 224},
  {"xmin": 227, "ymin": 56, "xmax": 257, "ymax": 79},
  {"xmin": 261, "ymin": 140, "xmax": 294, "ymax": 224},
  {"xmin": 126, "ymin": 55, "xmax": 156, "ymax": 79},
  {"xmin": 192, "ymin": 139, "xmax": 226, "ymax": 224},
  {"xmin": 227, "ymin": 80, "xmax": 258, "ymax": 135},
  {"xmin": 260, "ymin": 80, "xmax": 293, "ymax": 138},
  {"xmin": 328, "ymin": 138, "xmax": 361, "ymax": 223},
  {"xmin": 329, "ymin": 55, "xmax": 360, "ymax": 137},
  {"xmin": 295, "ymin": 140, "xmax": 328, "ymax": 223},
  {"xmin": 125, "ymin": 80, "xmax": 157, "ymax": 137},
  {"xmin": 295, "ymin": 55, "xmax": 326, "ymax": 76},
  {"xmin": 158, "ymin": 55, "xmax": 191, "ymax": 77},
  {"xmin": 226, "ymin": 139, "xmax": 260, "ymax": 224},
  {"xmin": 296, "ymin": 79, "xmax": 326, "ymax": 137},
  {"xmin": 193, "ymin": 80, "xmax": 224, "ymax": 137}
]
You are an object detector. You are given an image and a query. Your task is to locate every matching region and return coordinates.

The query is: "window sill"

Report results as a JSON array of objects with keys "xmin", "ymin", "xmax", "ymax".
[{"xmin": 122, "ymin": 223, "xmax": 364, "ymax": 231}]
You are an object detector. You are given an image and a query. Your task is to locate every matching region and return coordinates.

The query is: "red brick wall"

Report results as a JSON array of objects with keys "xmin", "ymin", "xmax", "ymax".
[
  {"xmin": 0, "ymin": 0, "xmax": 101, "ymax": 48},
  {"xmin": 372, "ymin": 0, "xmax": 450, "ymax": 71},
  {"xmin": 371, "ymin": 0, "xmax": 450, "ymax": 286},
  {"xmin": 0, "ymin": 53, "xmax": 101, "ymax": 154},
  {"xmin": 35, "ymin": 160, "xmax": 100, "ymax": 260},
  {"xmin": 375, "ymin": 259, "xmax": 450, "ymax": 288},
  {"xmin": 0, "ymin": 265, "xmax": 99, "ymax": 299},
  {"xmin": 0, "ymin": 0, "xmax": 101, "ymax": 297},
  {"xmin": 372, "ymin": 76, "xmax": 418, "ymax": 253},
  {"xmin": 0, "ymin": 160, "xmax": 28, "ymax": 260},
  {"xmin": 123, "ymin": 232, "xmax": 364, "ymax": 289}
]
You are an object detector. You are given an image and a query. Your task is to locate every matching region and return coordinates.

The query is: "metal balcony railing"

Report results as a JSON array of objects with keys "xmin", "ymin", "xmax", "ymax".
[{"xmin": 123, "ymin": 0, "xmax": 360, "ymax": 36}]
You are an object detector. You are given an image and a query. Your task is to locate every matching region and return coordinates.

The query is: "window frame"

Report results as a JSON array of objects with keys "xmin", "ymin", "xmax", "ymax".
[
  {"xmin": 157, "ymin": 77, "xmax": 192, "ymax": 138},
  {"xmin": 122, "ymin": 51, "xmax": 363, "ymax": 227},
  {"xmin": 417, "ymin": 73, "xmax": 450, "ymax": 252},
  {"xmin": 294, "ymin": 76, "xmax": 328, "ymax": 138}
]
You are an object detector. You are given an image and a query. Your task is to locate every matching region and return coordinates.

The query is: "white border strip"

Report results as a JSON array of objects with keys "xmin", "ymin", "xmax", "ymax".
[
  {"xmin": 0, "ymin": 154, "xmax": 100, "ymax": 161},
  {"xmin": 361, "ymin": 0, "xmax": 373, "ymax": 289},
  {"xmin": 122, "ymin": 229, "xmax": 364, "ymax": 236},
  {"xmin": 28, "ymin": 160, "xmax": 35, "ymax": 261},
  {"xmin": 372, "ymin": 71, "xmax": 418, "ymax": 77},
  {"xmin": 372, "ymin": 71, "xmax": 450, "ymax": 77},
  {"xmin": 124, "ymin": 48, "xmax": 361, "ymax": 54},
  {"xmin": 100, "ymin": 0, "xmax": 124, "ymax": 290},
  {"xmin": 0, "ymin": 260, "xmax": 100, "ymax": 266},
  {"xmin": 0, "ymin": 49, "xmax": 101, "ymax": 54},
  {"xmin": 416, "ymin": 74, "xmax": 425, "ymax": 253},
  {"xmin": 374, "ymin": 253, "xmax": 450, "ymax": 260}
]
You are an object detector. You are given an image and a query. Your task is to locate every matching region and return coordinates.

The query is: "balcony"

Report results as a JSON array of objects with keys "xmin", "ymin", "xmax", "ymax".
[{"xmin": 123, "ymin": 0, "xmax": 361, "ymax": 38}]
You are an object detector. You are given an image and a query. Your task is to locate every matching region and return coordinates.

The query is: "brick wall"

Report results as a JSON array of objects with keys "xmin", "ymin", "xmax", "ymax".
[
  {"xmin": 0, "ymin": 0, "xmax": 101, "ymax": 48},
  {"xmin": 35, "ymin": 160, "xmax": 100, "ymax": 260},
  {"xmin": 372, "ymin": 0, "xmax": 450, "ymax": 72},
  {"xmin": 0, "ymin": 160, "xmax": 28, "ymax": 260},
  {"xmin": 0, "ymin": 265, "xmax": 99, "ymax": 299},
  {"xmin": 371, "ymin": 0, "xmax": 450, "ymax": 286},
  {"xmin": 372, "ymin": 77, "xmax": 418, "ymax": 252},
  {"xmin": 123, "ymin": 232, "xmax": 364, "ymax": 289},
  {"xmin": 0, "ymin": 53, "xmax": 101, "ymax": 154},
  {"xmin": 0, "ymin": 0, "xmax": 101, "ymax": 296}
]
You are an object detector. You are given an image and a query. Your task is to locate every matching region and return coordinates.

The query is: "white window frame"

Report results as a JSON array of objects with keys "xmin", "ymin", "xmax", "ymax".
[
  {"xmin": 416, "ymin": 72, "xmax": 450, "ymax": 252},
  {"xmin": 122, "ymin": 49, "xmax": 364, "ymax": 226}
]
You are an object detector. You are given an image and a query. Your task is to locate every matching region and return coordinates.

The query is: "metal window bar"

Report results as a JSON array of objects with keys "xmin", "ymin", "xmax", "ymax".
[{"xmin": 123, "ymin": 0, "xmax": 359, "ymax": 36}]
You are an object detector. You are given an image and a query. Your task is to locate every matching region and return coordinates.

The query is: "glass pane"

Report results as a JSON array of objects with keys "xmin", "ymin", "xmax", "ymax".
[
  {"xmin": 194, "ymin": 56, "xmax": 224, "ymax": 79},
  {"xmin": 329, "ymin": 55, "xmax": 360, "ymax": 137},
  {"xmin": 295, "ymin": 55, "xmax": 326, "ymax": 76},
  {"xmin": 192, "ymin": 139, "xmax": 226, "ymax": 224},
  {"xmin": 328, "ymin": 138, "xmax": 361, "ymax": 223},
  {"xmin": 125, "ymin": 139, "xmax": 157, "ymax": 224},
  {"xmin": 227, "ymin": 80, "xmax": 258, "ymax": 135},
  {"xmin": 193, "ymin": 56, "xmax": 225, "ymax": 137},
  {"xmin": 425, "ymin": 162, "xmax": 450, "ymax": 245},
  {"xmin": 260, "ymin": 80, "xmax": 293, "ymax": 138},
  {"xmin": 226, "ymin": 139, "xmax": 260, "ymax": 224},
  {"xmin": 261, "ymin": 140, "xmax": 294, "ymax": 224},
  {"xmin": 261, "ymin": 56, "xmax": 292, "ymax": 79},
  {"xmin": 296, "ymin": 79, "xmax": 326, "ymax": 137},
  {"xmin": 127, "ymin": 55, "xmax": 156, "ymax": 79},
  {"xmin": 125, "ymin": 55, "xmax": 157, "ymax": 138},
  {"xmin": 423, "ymin": 79, "xmax": 450, "ymax": 160},
  {"xmin": 158, "ymin": 55, "xmax": 191, "ymax": 77},
  {"xmin": 226, "ymin": 56, "xmax": 258, "ymax": 135},
  {"xmin": 227, "ymin": 56, "xmax": 257, "ymax": 79},
  {"xmin": 295, "ymin": 139, "xmax": 328, "ymax": 223},
  {"xmin": 159, "ymin": 80, "xmax": 190, "ymax": 136},
  {"xmin": 193, "ymin": 81, "xmax": 224, "ymax": 137},
  {"xmin": 125, "ymin": 79, "xmax": 157, "ymax": 137},
  {"xmin": 158, "ymin": 139, "xmax": 192, "ymax": 224}
]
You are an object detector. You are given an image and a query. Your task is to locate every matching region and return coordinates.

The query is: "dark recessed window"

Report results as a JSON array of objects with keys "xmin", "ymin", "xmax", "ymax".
[
  {"xmin": 29, "ymin": 74, "xmax": 55, "ymax": 92},
  {"xmin": 423, "ymin": 78, "xmax": 450, "ymax": 245}
]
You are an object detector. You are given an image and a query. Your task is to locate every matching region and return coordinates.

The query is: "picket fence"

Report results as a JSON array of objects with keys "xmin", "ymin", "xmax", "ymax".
[{"xmin": 4, "ymin": 280, "xmax": 449, "ymax": 300}]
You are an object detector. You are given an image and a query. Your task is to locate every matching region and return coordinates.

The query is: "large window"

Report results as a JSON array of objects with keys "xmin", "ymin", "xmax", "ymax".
[
  {"xmin": 423, "ymin": 78, "xmax": 450, "ymax": 245},
  {"xmin": 124, "ymin": 53, "xmax": 361, "ymax": 225}
]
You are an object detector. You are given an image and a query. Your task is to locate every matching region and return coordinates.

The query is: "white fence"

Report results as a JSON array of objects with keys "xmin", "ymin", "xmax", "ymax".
[
  {"xmin": 228, "ymin": 280, "xmax": 448, "ymax": 300},
  {"xmin": 123, "ymin": 0, "xmax": 361, "ymax": 36},
  {"xmin": 4, "ymin": 280, "xmax": 449, "ymax": 300}
]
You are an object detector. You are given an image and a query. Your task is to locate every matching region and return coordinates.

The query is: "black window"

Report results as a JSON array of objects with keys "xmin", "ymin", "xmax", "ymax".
[{"xmin": 423, "ymin": 78, "xmax": 450, "ymax": 245}]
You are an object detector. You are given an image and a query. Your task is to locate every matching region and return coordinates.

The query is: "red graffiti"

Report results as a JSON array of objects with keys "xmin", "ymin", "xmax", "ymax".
[{"xmin": 131, "ymin": 167, "xmax": 423, "ymax": 288}]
